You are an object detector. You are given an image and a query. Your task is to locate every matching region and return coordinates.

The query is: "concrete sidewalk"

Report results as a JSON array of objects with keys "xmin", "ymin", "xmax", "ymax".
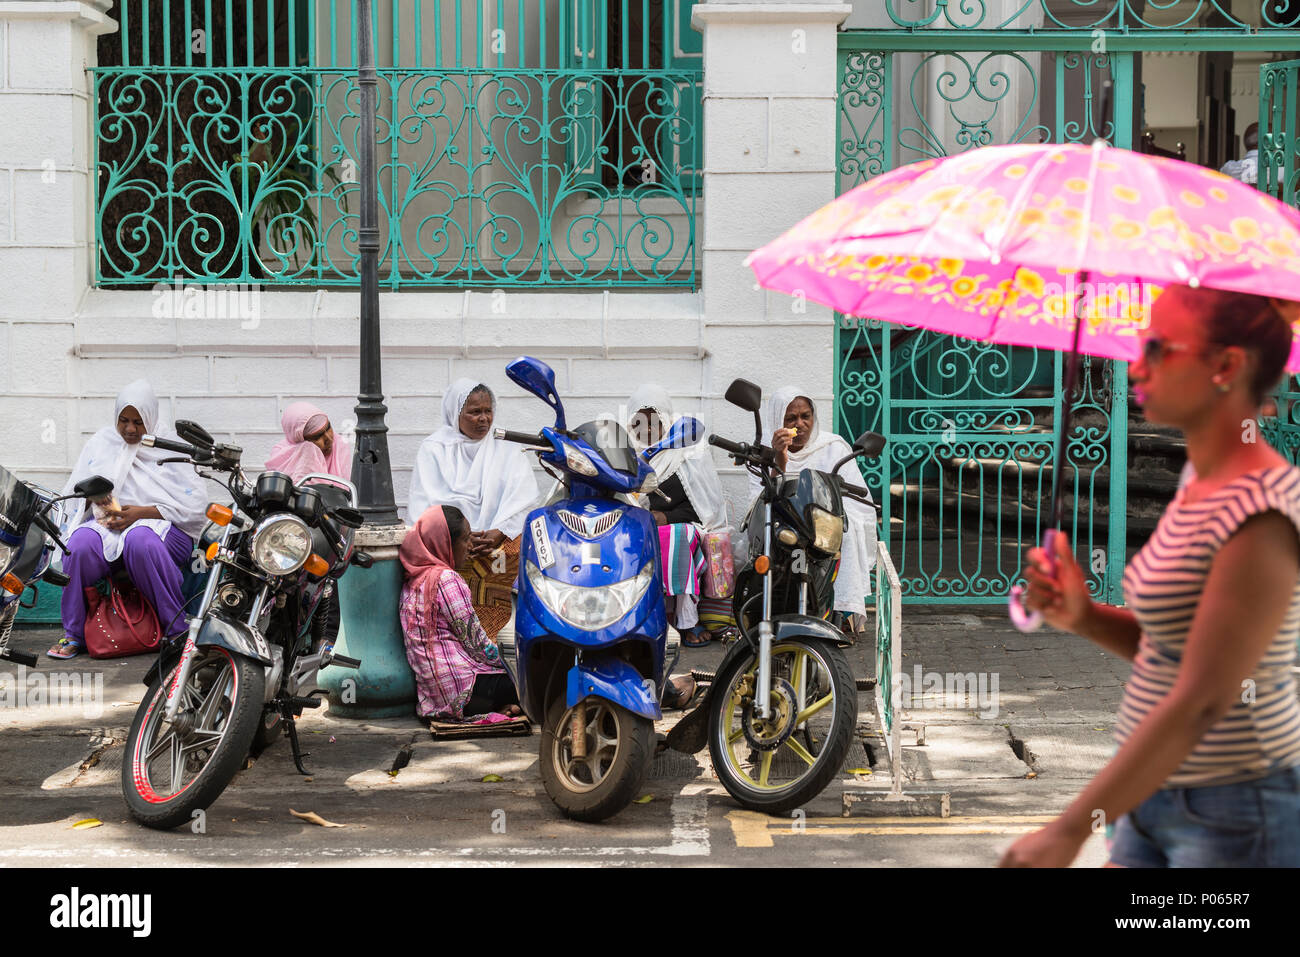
[{"xmin": 0, "ymin": 609, "xmax": 1122, "ymax": 865}]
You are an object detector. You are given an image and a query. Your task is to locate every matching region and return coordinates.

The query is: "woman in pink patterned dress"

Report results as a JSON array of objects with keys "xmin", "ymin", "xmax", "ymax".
[{"xmin": 399, "ymin": 504, "xmax": 521, "ymax": 722}]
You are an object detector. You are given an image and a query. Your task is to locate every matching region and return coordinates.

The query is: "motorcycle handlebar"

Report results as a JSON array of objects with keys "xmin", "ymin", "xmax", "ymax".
[
  {"xmin": 707, "ymin": 434, "xmax": 748, "ymax": 456},
  {"xmin": 142, "ymin": 434, "xmax": 198, "ymax": 457},
  {"xmin": 493, "ymin": 427, "xmax": 548, "ymax": 447}
]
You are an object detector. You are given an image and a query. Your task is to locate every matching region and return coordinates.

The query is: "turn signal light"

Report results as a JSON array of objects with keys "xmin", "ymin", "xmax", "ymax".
[
  {"xmin": 1, "ymin": 574, "xmax": 23, "ymax": 595},
  {"xmin": 205, "ymin": 542, "xmax": 220, "ymax": 562},
  {"xmin": 754, "ymin": 555, "xmax": 770, "ymax": 575},
  {"xmin": 304, "ymin": 554, "xmax": 330, "ymax": 577},
  {"xmin": 206, "ymin": 504, "xmax": 234, "ymax": 526}
]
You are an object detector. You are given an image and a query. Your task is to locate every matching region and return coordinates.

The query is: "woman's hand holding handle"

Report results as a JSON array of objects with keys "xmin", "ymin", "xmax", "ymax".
[{"xmin": 1011, "ymin": 530, "xmax": 1093, "ymax": 634}]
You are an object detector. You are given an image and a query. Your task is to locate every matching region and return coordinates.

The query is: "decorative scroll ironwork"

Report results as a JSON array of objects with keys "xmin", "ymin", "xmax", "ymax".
[
  {"xmin": 884, "ymin": 1, "xmax": 1300, "ymax": 30},
  {"xmin": 835, "ymin": 43, "xmax": 1132, "ymax": 604},
  {"xmin": 92, "ymin": 1, "xmax": 701, "ymax": 287}
]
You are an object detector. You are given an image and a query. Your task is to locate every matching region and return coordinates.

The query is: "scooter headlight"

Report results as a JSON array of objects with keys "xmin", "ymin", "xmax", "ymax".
[
  {"xmin": 809, "ymin": 506, "xmax": 844, "ymax": 554},
  {"xmin": 251, "ymin": 514, "xmax": 312, "ymax": 575},
  {"xmin": 525, "ymin": 560, "xmax": 656, "ymax": 632}
]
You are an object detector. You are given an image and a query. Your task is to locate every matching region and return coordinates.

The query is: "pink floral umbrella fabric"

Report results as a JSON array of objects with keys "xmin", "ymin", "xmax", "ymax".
[{"xmin": 747, "ymin": 140, "xmax": 1300, "ymax": 371}]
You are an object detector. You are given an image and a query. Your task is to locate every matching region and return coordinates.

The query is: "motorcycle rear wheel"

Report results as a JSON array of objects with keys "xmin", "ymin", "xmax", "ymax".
[
  {"xmin": 122, "ymin": 646, "xmax": 265, "ymax": 830},
  {"xmin": 707, "ymin": 637, "xmax": 856, "ymax": 814},
  {"xmin": 539, "ymin": 695, "xmax": 652, "ymax": 823}
]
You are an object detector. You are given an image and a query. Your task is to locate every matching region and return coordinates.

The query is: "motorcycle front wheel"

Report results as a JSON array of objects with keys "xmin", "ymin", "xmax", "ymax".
[
  {"xmin": 122, "ymin": 646, "xmax": 265, "ymax": 829},
  {"xmin": 708, "ymin": 637, "xmax": 856, "ymax": 814},
  {"xmin": 539, "ymin": 695, "xmax": 653, "ymax": 823}
]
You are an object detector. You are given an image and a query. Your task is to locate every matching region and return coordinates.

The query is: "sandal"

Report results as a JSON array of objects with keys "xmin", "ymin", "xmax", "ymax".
[
  {"xmin": 682, "ymin": 627, "xmax": 712, "ymax": 648},
  {"xmin": 47, "ymin": 636, "xmax": 86, "ymax": 660}
]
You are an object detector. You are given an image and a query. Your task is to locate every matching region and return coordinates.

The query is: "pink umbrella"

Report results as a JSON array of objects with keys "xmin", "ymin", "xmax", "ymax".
[
  {"xmin": 746, "ymin": 138, "xmax": 1300, "ymax": 628},
  {"xmin": 748, "ymin": 139, "xmax": 1300, "ymax": 369}
]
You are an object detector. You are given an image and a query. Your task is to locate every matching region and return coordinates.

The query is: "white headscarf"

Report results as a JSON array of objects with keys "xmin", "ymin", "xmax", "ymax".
[
  {"xmin": 627, "ymin": 384, "xmax": 728, "ymax": 530},
  {"xmin": 406, "ymin": 378, "xmax": 540, "ymax": 537},
  {"xmin": 60, "ymin": 380, "xmax": 208, "ymax": 559},
  {"xmin": 749, "ymin": 387, "xmax": 877, "ymax": 611}
]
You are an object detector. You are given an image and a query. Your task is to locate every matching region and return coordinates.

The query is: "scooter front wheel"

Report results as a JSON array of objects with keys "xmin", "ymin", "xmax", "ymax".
[
  {"xmin": 708, "ymin": 637, "xmax": 857, "ymax": 815},
  {"xmin": 539, "ymin": 695, "xmax": 653, "ymax": 822}
]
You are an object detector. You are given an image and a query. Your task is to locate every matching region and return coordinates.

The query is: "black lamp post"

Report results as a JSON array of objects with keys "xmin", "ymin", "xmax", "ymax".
[{"xmin": 350, "ymin": 0, "xmax": 399, "ymax": 525}]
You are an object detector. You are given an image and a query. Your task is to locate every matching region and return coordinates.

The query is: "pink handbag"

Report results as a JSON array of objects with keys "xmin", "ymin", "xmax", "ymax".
[{"xmin": 84, "ymin": 580, "xmax": 162, "ymax": 659}]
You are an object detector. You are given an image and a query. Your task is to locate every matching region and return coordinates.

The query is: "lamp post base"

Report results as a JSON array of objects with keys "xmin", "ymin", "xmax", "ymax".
[{"xmin": 321, "ymin": 522, "xmax": 415, "ymax": 719}]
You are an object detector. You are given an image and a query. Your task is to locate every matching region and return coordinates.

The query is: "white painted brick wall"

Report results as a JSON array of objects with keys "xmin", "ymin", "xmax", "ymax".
[{"xmin": 0, "ymin": 0, "xmax": 855, "ymax": 537}]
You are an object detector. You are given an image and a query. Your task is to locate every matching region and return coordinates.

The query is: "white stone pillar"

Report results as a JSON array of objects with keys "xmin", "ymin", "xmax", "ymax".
[
  {"xmin": 0, "ymin": 0, "xmax": 114, "ymax": 484},
  {"xmin": 692, "ymin": 1, "xmax": 851, "ymax": 514}
]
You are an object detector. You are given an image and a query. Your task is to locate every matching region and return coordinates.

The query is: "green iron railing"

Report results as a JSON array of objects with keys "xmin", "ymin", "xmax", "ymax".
[
  {"xmin": 1259, "ymin": 57, "xmax": 1300, "ymax": 466},
  {"xmin": 93, "ymin": 1, "xmax": 701, "ymax": 287},
  {"xmin": 881, "ymin": 0, "xmax": 1300, "ymax": 30}
]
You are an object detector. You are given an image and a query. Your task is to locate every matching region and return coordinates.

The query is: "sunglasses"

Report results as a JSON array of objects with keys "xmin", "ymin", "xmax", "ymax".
[{"xmin": 1140, "ymin": 336, "xmax": 1198, "ymax": 366}]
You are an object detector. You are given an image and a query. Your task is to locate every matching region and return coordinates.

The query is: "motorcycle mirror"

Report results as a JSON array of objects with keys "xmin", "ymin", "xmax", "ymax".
[
  {"xmin": 73, "ymin": 475, "xmax": 114, "ymax": 500},
  {"xmin": 724, "ymin": 379, "xmax": 763, "ymax": 445},
  {"xmin": 853, "ymin": 431, "xmax": 887, "ymax": 459},
  {"xmin": 644, "ymin": 416, "xmax": 704, "ymax": 459},
  {"xmin": 724, "ymin": 378, "xmax": 762, "ymax": 413},
  {"xmin": 505, "ymin": 356, "xmax": 567, "ymax": 432},
  {"xmin": 331, "ymin": 507, "xmax": 364, "ymax": 529},
  {"xmin": 175, "ymin": 419, "xmax": 215, "ymax": 449}
]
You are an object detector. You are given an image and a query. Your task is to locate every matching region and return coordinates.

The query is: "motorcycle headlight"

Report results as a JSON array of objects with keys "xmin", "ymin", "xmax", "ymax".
[
  {"xmin": 809, "ymin": 506, "xmax": 844, "ymax": 554},
  {"xmin": 525, "ymin": 560, "xmax": 656, "ymax": 632},
  {"xmin": 250, "ymin": 514, "xmax": 312, "ymax": 575}
]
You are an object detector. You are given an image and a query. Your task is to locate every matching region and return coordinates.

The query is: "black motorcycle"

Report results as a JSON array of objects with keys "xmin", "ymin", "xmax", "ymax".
[
  {"xmin": 668, "ymin": 379, "xmax": 884, "ymax": 813},
  {"xmin": 0, "ymin": 465, "xmax": 114, "ymax": 667},
  {"xmin": 121, "ymin": 420, "xmax": 371, "ymax": 829}
]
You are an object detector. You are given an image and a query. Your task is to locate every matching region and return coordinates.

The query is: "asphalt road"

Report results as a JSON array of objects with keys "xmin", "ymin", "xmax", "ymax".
[{"xmin": 0, "ymin": 623, "xmax": 1109, "ymax": 868}]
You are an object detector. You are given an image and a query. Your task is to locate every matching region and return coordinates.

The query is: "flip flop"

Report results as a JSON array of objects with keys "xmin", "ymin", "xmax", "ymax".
[
  {"xmin": 47, "ymin": 636, "xmax": 86, "ymax": 660},
  {"xmin": 682, "ymin": 627, "xmax": 712, "ymax": 648}
]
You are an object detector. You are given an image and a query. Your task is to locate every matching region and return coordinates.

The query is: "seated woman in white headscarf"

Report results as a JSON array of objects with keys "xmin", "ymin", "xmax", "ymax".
[
  {"xmin": 628, "ymin": 384, "xmax": 729, "ymax": 649},
  {"xmin": 48, "ymin": 380, "xmax": 207, "ymax": 659},
  {"xmin": 407, "ymin": 379, "xmax": 541, "ymax": 638},
  {"xmin": 750, "ymin": 387, "xmax": 878, "ymax": 627}
]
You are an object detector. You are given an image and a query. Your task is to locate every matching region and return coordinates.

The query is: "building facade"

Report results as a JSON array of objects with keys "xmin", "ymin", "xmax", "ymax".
[{"xmin": 2, "ymin": 0, "xmax": 1298, "ymax": 605}]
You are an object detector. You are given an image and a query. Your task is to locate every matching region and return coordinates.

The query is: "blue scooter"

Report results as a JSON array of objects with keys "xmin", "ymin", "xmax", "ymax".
[{"xmin": 494, "ymin": 356, "xmax": 702, "ymax": 821}]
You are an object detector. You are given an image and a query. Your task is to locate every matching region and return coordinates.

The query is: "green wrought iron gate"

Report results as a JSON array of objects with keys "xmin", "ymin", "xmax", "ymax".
[
  {"xmin": 834, "ymin": 15, "xmax": 1300, "ymax": 606},
  {"xmin": 1259, "ymin": 57, "xmax": 1300, "ymax": 463}
]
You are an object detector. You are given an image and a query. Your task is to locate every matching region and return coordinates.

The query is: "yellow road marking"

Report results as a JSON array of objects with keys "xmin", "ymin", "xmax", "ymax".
[{"xmin": 725, "ymin": 810, "xmax": 1057, "ymax": 848}]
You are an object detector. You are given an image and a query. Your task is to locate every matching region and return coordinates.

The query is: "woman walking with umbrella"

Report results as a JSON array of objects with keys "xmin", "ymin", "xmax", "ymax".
[
  {"xmin": 746, "ymin": 129, "xmax": 1300, "ymax": 866},
  {"xmin": 1006, "ymin": 286, "xmax": 1300, "ymax": 867}
]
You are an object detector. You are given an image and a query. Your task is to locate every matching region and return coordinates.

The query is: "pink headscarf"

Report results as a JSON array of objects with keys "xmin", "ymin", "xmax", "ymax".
[
  {"xmin": 400, "ymin": 506, "xmax": 456, "ymax": 600},
  {"xmin": 264, "ymin": 402, "xmax": 353, "ymax": 483}
]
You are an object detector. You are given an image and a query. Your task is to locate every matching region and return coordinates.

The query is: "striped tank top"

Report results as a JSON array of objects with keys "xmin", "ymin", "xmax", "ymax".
[{"xmin": 1118, "ymin": 465, "xmax": 1300, "ymax": 788}]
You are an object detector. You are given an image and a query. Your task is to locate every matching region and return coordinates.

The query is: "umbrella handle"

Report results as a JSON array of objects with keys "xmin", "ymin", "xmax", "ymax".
[{"xmin": 1008, "ymin": 529, "xmax": 1061, "ymax": 633}]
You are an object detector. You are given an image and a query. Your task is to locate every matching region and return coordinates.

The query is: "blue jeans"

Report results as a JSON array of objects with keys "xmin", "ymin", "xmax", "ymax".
[{"xmin": 1110, "ymin": 765, "xmax": 1300, "ymax": 867}]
